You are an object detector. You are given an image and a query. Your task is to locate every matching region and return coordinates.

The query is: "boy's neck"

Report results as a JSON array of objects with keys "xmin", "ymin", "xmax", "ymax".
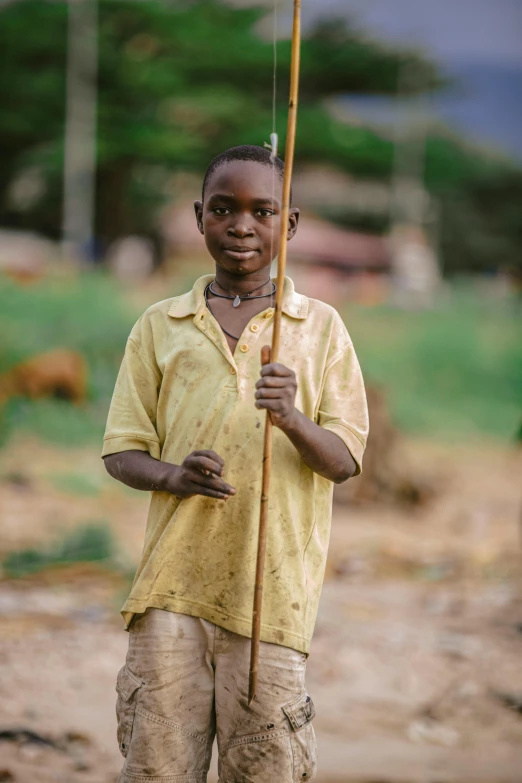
[{"xmin": 213, "ymin": 268, "xmax": 273, "ymax": 295}]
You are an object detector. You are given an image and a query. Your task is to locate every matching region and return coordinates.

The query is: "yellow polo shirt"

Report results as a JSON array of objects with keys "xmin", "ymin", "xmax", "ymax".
[{"xmin": 102, "ymin": 275, "xmax": 368, "ymax": 653}]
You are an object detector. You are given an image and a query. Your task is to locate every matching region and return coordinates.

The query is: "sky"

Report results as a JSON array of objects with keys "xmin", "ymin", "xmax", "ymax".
[
  {"xmin": 300, "ymin": 0, "xmax": 522, "ymax": 159},
  {"xmin": 303, "ymin": 0, "xmax": 522, "ymax": 66}
]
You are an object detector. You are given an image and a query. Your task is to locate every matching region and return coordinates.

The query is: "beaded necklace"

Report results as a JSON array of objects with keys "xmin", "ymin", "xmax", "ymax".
[
  {"xmin": 209, "ymin": 279, "xmax": 276, "ymax": 308},
  {"xmin": 204, "ymin": 282, "xmax": 275, "ymax": 340}
]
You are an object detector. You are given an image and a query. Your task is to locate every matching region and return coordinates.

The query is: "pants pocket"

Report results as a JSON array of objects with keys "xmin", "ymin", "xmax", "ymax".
[
  {"xmin": 115, "ymin": 665, "xmax": 143, "ymax": 758},
  {"xmin": 126, "ymin": 704, "xmax": 210, "ymax": 778},
  {"xmin": 220, "ymin": 729, "xmax": 293, "ymax": 783},
  {"xmin": 282, "ymin": 692, "xmax": 317, "ymax": 782}
]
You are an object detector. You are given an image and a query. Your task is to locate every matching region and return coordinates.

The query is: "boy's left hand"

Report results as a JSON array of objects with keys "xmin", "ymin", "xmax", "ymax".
[{"xmin": 255, "ymin": 347, "xmax": 297, "ymax": 430}]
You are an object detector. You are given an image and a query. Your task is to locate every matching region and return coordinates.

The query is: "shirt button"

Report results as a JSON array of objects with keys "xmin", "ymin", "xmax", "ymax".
[
  {"xmin": 240, "ymin": 344, "xmax": 249, "ymax": 353},
  {"xmin": 229, "ymin": 366, "xmax": 236, "ymax": 374},
  {"xmin": 264, "ymin": 311, "xmax": 273, "ymax": 319},
  {"xmin": 250, "ymin": 324, "xmax": 259, "ymax": 333}
]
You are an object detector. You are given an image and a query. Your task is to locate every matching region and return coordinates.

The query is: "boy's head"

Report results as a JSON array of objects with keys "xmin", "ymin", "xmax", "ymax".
[
  {"xmin": 201, "ymin": 145, "xmax": 285, "ymax": 201},
  {"xmin": 194, "ymin": 145, "xmax": 299, "ymax": 277}
]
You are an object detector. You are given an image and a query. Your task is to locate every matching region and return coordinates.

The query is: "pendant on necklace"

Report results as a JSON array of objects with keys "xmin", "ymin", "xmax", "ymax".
[{"xmin": 233, "ymin": 295, "xmax": 241, "ymax": 308}]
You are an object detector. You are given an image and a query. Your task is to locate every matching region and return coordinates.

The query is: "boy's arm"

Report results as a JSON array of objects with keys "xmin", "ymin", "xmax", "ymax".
[
  {"xmin": 103, "ymin": 317, "xmax": 235, "ymax": 501},
  {"xmin": 103, "ymin": 449, "xmax": 236, "ymax": 500},
  {"xmin": 275, "ymin": 409, "xmax": 356, "ymax": 483},
  {"xmin": 255, "ymin": 363, "xmax": 356, "ymax": 483},
  {"xmin": 255, "ymin": 342, "xmax": 368, "ymax": 484}
]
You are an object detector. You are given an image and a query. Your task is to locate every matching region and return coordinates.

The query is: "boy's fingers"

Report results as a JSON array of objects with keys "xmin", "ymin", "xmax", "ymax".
[
  {"xmin": 255, "ymin": 388, "xmax": 285, "ymax": 399},
  {"xmin": 255, "ymin": 399, "xmax": 280, "ymax": 411},
  {"xmin": 188, "ymin": 483, "xmax": 232, "ymax": 500},
  {"xmin": 260, "ymin": 363, "xmax": 293, "ymax": 377},
  {"xmin": 255, "ymin": 376, "xmax": 290, "ymax": 389},
  {"xmin": 186, "ymin": 455, "xmax": 224, "ymax": 476},
  {"xmin": 191, "ymin": 449, "xmax": 225, "ymax": 467},
  {"xmin": 190, "ymin": 472, "xmax": 236, "ymax": 494}
]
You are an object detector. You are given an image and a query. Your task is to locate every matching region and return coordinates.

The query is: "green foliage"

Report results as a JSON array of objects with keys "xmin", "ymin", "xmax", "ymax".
[
  {"xmin": 3, "ymin": 521, "xmax": 115, "ymax": 578},
  {"xmin": 299, "ymin": 19, "xmax": 443, "ymax": 99},
  {"xmin": 2, "ymin": 0, "xmax": 521, "ymax": 272},
  {"xmin": 0, "ymin": 398, "xmax": 106, "ymax": 448},
  {"xmin": 325, "ymin": 130, "xmax": 522, "ymax": 274},
  {"xmin": 342, "ymin": 286, "xmax": 522, "ymax": 440},
  {"xmin": 0, "ymin": 1, "xmax": 67, "ymax": 235},
  {"xmin": 0, "ymin": 270, "xmax": 133, "ymax": 376},
  {"xmin": 0, "ymin": 0, "xmax": 437, "ymax": 243},
  {"xmin": 436, "ymin": 167, "xmax": 522, "ymax": 274},
  {"xmin": 0, "ymin": 271, "xmax": 137, "ymax": 445},
  {"xmin": 420, "ymin": 134, "xmax": 522, "ymax": 274},
  {"xmin": 1, "ymin": 273, "xmax": 520, "ymax": 449},
  {"xmin": 47, "ymin": 471, "xmax": 104, "ymax": 497}
]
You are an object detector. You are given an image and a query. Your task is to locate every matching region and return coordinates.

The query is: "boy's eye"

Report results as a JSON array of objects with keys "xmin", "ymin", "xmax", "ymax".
[
  {"xmin": 212, "ymin": 207, "xmax": 230, "ymax": 216},
  {"xmin": 256, "ymin": 209, "xmax": 274, "ymax": 218}
]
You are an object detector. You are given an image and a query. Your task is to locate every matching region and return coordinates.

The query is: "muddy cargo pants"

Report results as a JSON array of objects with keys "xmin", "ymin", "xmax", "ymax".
[{"xmin": 116, "ymin": 608, "xmax": 317, "ymax": 783}]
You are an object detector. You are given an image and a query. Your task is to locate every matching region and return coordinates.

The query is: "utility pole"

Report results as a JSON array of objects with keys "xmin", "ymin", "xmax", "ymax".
[
  {"xmin": 62, "ymin": 0, "xmax": 98, "ymax": 264},
  {"xmin": 390, "ymin": 57, "xmax": 430, "ymax": 227},
  {"xmin": 389, "ymin": 57, "xmax": 441, "ymax": 307}
]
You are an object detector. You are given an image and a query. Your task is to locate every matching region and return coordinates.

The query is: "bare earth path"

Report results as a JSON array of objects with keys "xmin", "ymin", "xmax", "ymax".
[{"xmin": 0, "ymin": 437, "xmax": 521, "ymax": 782}]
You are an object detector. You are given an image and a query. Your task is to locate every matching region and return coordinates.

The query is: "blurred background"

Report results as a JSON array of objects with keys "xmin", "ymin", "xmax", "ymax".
[{"xmin": 0, "ymin": 1, "xmax": 521, "ymax": 781}]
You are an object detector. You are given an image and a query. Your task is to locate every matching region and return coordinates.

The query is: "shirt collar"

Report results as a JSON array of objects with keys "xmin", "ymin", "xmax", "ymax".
[{"xmin": 168, "ymin": 274, "xmax": 309, "ymax": 320}]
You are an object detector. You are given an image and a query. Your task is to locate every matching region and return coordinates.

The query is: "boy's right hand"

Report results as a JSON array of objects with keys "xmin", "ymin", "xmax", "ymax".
[{"xmin": 166, "ymin": 450, "xmax": 236, "ymax": 500}]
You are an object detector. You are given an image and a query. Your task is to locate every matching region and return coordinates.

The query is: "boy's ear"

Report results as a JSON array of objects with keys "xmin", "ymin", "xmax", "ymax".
[
  {"xmin": 194, "ymin": 200, "xmax": 204, "ymax": 235},
  {"xmin": 287, "ymin": 208, "xmax": 300, "ymax": 241}
]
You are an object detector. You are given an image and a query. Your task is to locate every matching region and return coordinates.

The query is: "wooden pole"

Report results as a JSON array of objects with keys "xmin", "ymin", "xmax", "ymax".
[{"xmin": 248, "ymin": 0, "xmax": 301, "ymax": 706}]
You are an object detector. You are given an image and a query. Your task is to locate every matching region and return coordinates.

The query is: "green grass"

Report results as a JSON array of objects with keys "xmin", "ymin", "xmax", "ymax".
[
  {"xmin": 0, "ymin": 271, "xmax": 520, "ymax": 446},
  {"xmin": 0, "ymin": 397, "xmax": 110, "ymax": 447},
  {"xmin": 0, "ymin": 271, "xmax": 137, "ymax": 445},
  {"xmin": 46, "ymin": 471, "xmax": 105, "ymax": 497},
  {"xmin": 2, "ymin": 521, "xmax": 115, "ymax": 578},
  {"xmin": 342, "ymin": 283, "xmax": 522, "ymax": 440}
]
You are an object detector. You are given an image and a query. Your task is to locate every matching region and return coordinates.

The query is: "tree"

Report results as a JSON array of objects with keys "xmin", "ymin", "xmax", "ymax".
[
  {"xmin": 0, "ymin": 0, "xmax": 440, "ymax": 246},
  {"xmin": 1, "ymin": 0, "xmax": 521, "ymax": 273}
]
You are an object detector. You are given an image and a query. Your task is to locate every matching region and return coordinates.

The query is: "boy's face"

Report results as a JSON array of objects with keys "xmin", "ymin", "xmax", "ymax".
[{"xmin": 194, "ymin": 160, "xmax": 299, "ymax": 277}]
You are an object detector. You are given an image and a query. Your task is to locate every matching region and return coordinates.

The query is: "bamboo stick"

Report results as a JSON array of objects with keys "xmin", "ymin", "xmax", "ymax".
[{"xmin": 248, "ymin": 0, "xmax": 301, "ymax": 707}]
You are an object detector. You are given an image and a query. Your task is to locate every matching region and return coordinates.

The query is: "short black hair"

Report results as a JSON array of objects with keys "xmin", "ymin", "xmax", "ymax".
[{"xmin": 202, "ymin": 144, "xmax": 285, "ymax": 200}]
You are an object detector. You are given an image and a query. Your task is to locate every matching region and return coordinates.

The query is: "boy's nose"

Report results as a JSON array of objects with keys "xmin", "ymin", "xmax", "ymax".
[{"xmin": 227, "ymin": 219, "xmax": 254, "ymax": 237}]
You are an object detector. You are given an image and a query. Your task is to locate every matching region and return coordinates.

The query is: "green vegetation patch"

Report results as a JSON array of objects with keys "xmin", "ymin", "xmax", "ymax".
[
  {"xmin": 0, "ymin": 272, "xmax": 520, "ymax": 448},
  {"xmin": 343, "ymin": 284, "xmax": 522, "ymax": 440},
  {"xmin": 0, "ymin": 271, "xmax": 136, "ymax": 446},
  {"xmin": 47, "ymin": 471, "xmax": 104, "ymax": 497},
  {"xmin": 3, "ymin": 521, "xmax": 115, "ymax": 578}
]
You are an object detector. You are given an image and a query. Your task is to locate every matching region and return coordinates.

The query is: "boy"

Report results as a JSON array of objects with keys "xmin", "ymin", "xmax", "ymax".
[{"xmin": 103, "ymin": 145, "xmax": 369, "ymax": 783}]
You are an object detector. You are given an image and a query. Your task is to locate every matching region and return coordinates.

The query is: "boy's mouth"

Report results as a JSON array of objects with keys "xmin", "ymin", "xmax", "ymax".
[{"xmin": 223, "ymin": 247, "xmax": 259, "ymax": 261}]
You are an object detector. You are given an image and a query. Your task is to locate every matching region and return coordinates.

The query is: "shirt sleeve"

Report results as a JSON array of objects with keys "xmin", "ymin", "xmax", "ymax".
[
  {"xmin": 316, "ymin": 317, "xmax": 369, "ymax": 476},
  {"xmin": 101, "ymin": 316, "xmax": 162, "ymax": 460}
]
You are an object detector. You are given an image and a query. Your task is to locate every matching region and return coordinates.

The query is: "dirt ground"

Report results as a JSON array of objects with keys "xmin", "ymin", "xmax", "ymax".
[{"xmin": 0, "ymin": 436, "xmax": 521, "ymax": 783}]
